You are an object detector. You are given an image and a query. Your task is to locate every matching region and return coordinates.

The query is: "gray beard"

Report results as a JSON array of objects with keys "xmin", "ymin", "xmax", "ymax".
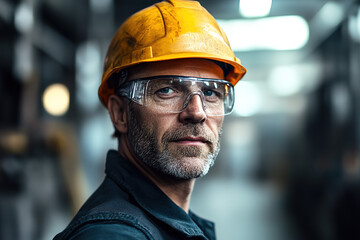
[{"xmin": 127, "ymin": 108, "xmax": 221, "ymax": 180}]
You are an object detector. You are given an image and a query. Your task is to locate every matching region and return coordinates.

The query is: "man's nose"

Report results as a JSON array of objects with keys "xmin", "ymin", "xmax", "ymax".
[{"xmin": 179, "ymin": 93, "xmax": 207, "ymax": 123}]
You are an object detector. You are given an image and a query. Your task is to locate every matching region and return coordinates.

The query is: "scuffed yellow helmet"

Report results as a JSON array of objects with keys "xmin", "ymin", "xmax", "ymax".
[{"xmin": 99, "ymin": 0, "xmax": 246, "ymax": 106}]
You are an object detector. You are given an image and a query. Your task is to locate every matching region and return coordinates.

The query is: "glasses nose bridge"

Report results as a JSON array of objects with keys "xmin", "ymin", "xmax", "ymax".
[{"xmin": 182, "ymin": 91, "xmax": 207, "ymax": 111}]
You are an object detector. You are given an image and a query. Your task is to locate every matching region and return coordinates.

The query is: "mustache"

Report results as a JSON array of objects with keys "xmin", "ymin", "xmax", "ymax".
[{"xmin": 162, "ymin": 126, "xmax": 214, "ymax": 143}]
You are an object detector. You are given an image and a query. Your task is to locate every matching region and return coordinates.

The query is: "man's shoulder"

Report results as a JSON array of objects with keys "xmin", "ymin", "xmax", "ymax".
[
  {"xmin": 69, "ymin": 223, "xmax": 150, "ymax": 240},
  {"xmin": 54, "ymin": 177, "xmax": 161, "ymax": 240},
  {"xmin": 53, "ymin": 207, "xmax": 160, "ymax": 240}
]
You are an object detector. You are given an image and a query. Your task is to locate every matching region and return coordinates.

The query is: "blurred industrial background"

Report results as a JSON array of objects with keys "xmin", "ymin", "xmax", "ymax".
[{"xmin": 1, "ymin": 0, "xmax": 360, "ymax": 239}]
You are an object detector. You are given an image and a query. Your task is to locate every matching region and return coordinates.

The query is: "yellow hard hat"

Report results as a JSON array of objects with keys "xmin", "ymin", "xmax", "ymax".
[{"xmin": 99, "ymin": 0, "xmax": 247, "ymax": 106}]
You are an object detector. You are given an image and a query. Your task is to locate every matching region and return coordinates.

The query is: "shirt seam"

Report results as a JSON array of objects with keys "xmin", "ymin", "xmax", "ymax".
[{"xmin": 60, "ymin": 211, "xmax": 155, "ymax": 240}]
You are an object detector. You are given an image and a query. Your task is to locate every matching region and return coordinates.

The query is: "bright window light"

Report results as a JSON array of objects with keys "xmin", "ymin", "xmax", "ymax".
[
  {"xmin": 76, "ymin": 42, "xmax": 101, "ymax": 111},
  {"xmin": 268, "ymin": 66, "xmax": 302, "ymax": 96},
  {"xmin": 233, "ymin": 81, "xmax": 262, "ymax": 117},
  {"xmin": 348, "ymin": 7, "xmax": 360, "ymax": 42},
  {"xmin": 239, "ymin": 0, "xmax": 272, "ymax": 18},
  {"xmin": 14, "ymin": 2, "xmax": 34, "ymax": 33},
  {"xmin": 217, "ymin": 15, "xmax": 309, "ymax": 51},
  {"xmin": 90, "ymin": 0, "xmax": 113, "ymax": 13},
  {"xmin": 315, "ymin": 2, "xmax": 344, "ymax": 28},
  {"xmin": 42, "ymin": 83, "xmax": 70, "ymax": 116}
]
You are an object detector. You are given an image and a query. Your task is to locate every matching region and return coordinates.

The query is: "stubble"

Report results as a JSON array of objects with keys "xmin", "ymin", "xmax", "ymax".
[{"xmin": 127, "ymin": 107, "xmax": 222, "ymax": 180}]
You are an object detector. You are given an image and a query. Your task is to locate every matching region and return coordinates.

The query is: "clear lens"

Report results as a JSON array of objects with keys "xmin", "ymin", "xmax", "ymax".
[{"xmin": 118, "ymin": 76, "xmax": 234, "ymax": 116}]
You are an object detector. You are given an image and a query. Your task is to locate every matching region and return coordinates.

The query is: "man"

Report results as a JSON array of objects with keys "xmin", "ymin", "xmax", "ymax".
[{"xmin": 54, "ymin": 0, "xmax": 246, "ymax": 239}]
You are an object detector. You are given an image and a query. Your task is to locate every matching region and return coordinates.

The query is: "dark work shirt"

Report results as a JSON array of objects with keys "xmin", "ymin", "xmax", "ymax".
[{"xmin": 53, "ymin": 150, "xmax": 216, "ymax": 240}]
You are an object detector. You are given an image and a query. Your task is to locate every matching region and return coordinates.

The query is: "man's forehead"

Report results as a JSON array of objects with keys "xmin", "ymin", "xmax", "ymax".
[
  {"xmin": 147, "ymin": 76, "xmax": 227, "ymax": 88},
  {"xmin": 126, "ymin": 59, "xmax": 225, "ymax": 81}
]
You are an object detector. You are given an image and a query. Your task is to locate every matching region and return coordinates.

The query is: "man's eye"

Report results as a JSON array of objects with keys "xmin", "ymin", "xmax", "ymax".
[
  {"xmin": 203, "ymin": 90, "xmax": 215, "ymax": 97},
  {"xmin": 157, "ymin": 87, "xmax": 174, "ymax": 94},
  {"xmin": 154, "ymin": 87, "xmax": 181, "ymax": 99},
  {"xmin": 204, "ymin": 90, "xmax": 222, "ymax": 98},
  {"xmin": 203, "ymin": 89, "xmax": 224, "ymax": 102}
]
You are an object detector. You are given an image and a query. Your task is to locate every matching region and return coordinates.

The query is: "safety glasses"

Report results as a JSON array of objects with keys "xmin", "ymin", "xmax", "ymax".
[{"xmin": 116, "ymin": 76, "xmax": 235, "ymax": 116}]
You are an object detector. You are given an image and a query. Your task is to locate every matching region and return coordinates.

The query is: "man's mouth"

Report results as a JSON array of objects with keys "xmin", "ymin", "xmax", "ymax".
[{"xmin": 172, "ymin": 136, "xmax": 209, "ymax": 146}]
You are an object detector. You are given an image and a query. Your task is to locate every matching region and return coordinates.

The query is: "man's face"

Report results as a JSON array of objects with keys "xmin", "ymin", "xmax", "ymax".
[{"xmin": 125, "ymin": 59, "xmax": 225, "ymax": 180}]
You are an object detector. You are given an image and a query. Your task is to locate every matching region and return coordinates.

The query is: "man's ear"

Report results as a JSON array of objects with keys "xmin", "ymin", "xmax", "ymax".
[{"xmin": 108, "ymin": 95, "xmax": 128, "ymax": 133}]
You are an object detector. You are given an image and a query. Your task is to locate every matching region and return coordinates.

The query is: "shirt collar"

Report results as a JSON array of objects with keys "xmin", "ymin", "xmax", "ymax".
[{"xmin": 105, "ymin": 150, "xmax": 215, "ymax": 239}]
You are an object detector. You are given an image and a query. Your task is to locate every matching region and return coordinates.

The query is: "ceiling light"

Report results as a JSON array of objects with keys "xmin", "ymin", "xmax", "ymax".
[
  {"xmin": 239, "ymin": 0, "xmax": 272, "ymax": 18},
  {"xmin": 217, "ymin": 15, "xmax": 309, "ymax": 51}
]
